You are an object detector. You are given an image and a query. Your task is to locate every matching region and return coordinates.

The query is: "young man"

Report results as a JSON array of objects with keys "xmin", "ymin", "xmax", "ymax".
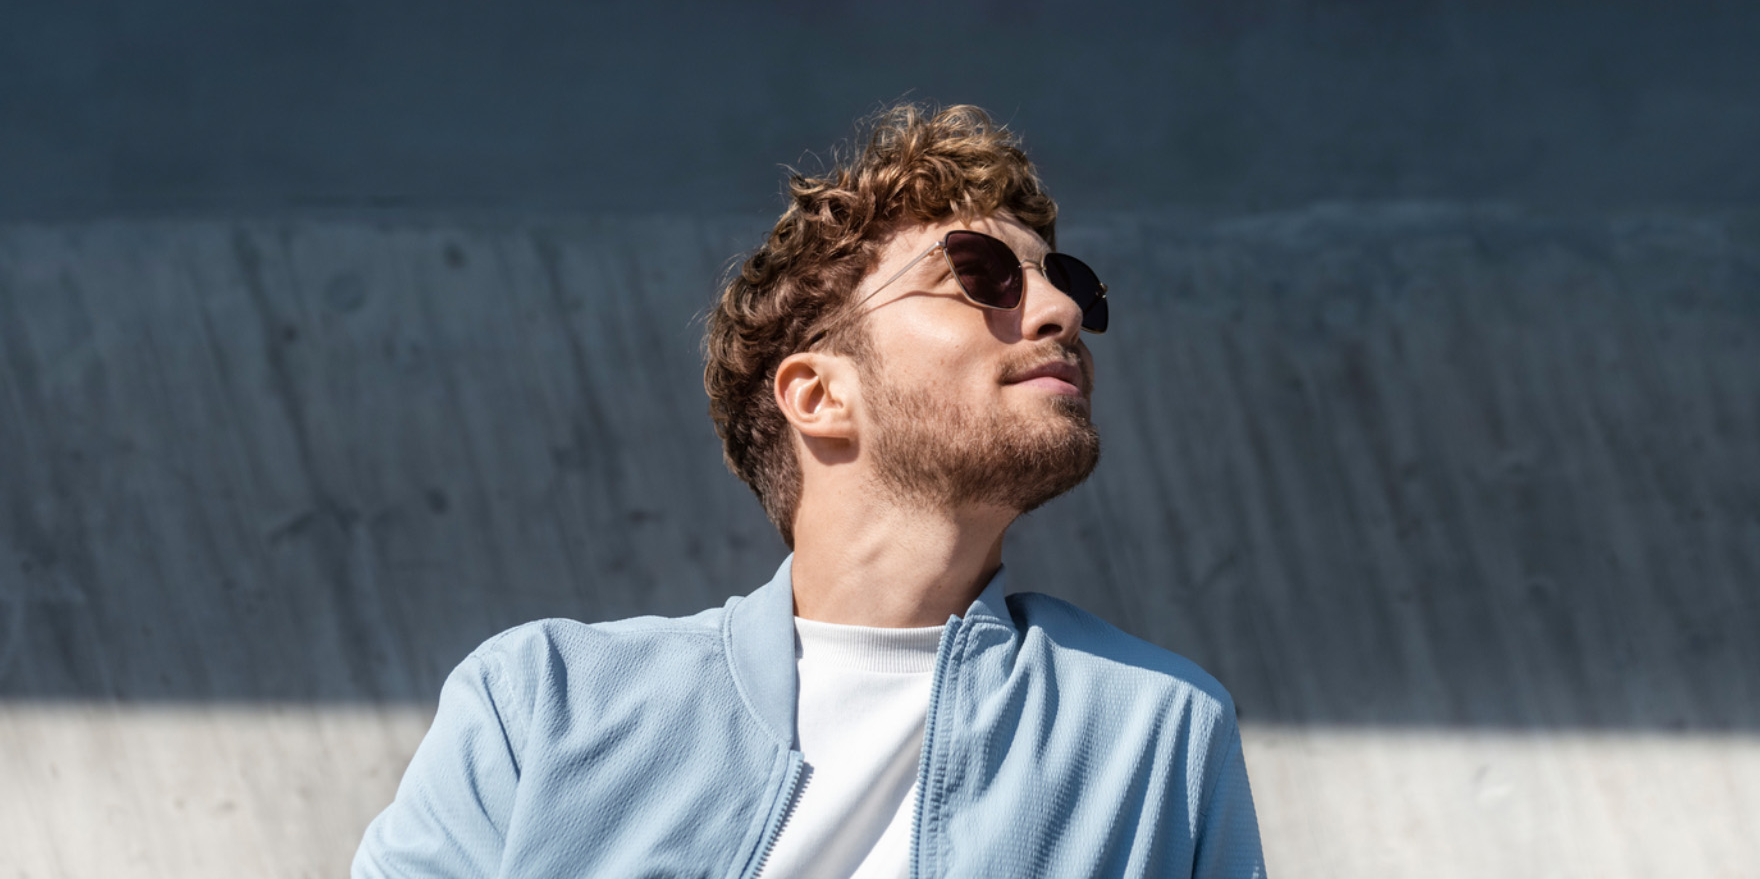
[{"xmin": 354, "ymin": 104, "xmax": 1265, "ymax": 878}]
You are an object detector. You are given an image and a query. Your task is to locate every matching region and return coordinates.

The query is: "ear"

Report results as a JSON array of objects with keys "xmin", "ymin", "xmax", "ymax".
[{"xmin": 774, "ymin": 351, "xmax": 859, "ymax": 441}]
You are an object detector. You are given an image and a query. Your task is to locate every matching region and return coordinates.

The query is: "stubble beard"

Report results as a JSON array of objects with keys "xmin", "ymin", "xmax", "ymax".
[{"xmin": 859, "ymin": 350, "xmax": 1101, "ymax": 515}]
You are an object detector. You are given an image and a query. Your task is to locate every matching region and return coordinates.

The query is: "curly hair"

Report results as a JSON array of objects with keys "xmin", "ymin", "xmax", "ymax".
[{"xmin": 703, "ymin": 102, "xmax": 1059, "ymax": 547}]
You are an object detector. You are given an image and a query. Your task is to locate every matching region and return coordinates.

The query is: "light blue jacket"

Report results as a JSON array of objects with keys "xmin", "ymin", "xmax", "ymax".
[{"xmin": 354, "ymin": 558, "xmax": 1266, "ymax": 877}]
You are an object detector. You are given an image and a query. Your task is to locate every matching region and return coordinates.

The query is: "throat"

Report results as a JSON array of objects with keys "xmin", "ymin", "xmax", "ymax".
[{"xmin": 787, "ymin": 501, "xmax": 1008, "ymax": 628}]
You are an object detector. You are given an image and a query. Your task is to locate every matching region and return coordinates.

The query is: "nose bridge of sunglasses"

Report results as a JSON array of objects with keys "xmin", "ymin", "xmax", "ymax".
[
  {"xmin": 1020, "ymin": 260, "xmax": 1089, "ymax": 312},
  {"xmin": 1030, "ymin": 253, "xmax": 1108, "ymax": 334}
]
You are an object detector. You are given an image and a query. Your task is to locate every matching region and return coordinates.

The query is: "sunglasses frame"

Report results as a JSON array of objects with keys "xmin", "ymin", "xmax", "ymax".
[{"xmin": 808, "ymin": 229, "xmax": 1108, "ymax": 348}]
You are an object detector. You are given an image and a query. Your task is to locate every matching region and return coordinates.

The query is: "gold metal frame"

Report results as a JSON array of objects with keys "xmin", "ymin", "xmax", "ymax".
[{"xmin": 807, "ymin": 230, "xmax": 1107, "ymax": 348}]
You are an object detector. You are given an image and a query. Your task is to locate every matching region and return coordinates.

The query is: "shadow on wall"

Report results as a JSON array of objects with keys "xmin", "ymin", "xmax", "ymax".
[{"xmin": 1, "ymin": 205, "xmax": 1756, "ymax": 731}]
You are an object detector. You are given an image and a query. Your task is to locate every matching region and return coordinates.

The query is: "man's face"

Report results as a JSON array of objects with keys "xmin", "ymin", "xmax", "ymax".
[{"xmin": 842, "ymin": 212, "xmax": 1100, "ymax": 513}]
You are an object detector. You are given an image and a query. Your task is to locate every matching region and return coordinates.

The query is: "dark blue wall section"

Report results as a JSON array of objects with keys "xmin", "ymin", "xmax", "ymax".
[{"xmin": 3, "ymin": 0, "xmax": 1758, "ymax": 219}]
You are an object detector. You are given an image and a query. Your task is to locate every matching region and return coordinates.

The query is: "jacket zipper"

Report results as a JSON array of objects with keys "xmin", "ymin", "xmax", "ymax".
[
  {"xmin": 749, "ymin": 755, "xmax": 809, "ymax": 878},
  {"xmin": 909, "ymin": 617, "xmax": 962, "ymax": 879}
]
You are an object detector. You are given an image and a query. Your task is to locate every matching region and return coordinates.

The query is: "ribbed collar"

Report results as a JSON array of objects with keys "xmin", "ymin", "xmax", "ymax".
[
  {"xmin": 722, "ymin": 553, "xmax": 1015, "ymax": 749},
  {"xmin": 793, "ymin": 617, "xmax": 944, "ymax": 674}
]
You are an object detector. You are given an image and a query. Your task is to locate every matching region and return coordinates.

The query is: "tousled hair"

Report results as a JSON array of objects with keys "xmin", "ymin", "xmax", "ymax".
[{"xmin": 703, "ymin": 103, "xmax": 1059, "ymax": 546}]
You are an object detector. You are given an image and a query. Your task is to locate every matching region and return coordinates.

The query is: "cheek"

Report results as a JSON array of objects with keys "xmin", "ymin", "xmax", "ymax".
[{"xmin": 875, "ymin": 312, "xmax": 995, "ymax": 395}]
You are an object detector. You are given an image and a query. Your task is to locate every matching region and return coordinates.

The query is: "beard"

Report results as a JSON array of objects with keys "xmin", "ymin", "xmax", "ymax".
[{"xmin": 858, "ymin": 345, "xmax": 1101, "ymax": 514}]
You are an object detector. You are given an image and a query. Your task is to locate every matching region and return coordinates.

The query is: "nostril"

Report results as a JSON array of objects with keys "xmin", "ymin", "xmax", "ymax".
[{"xmin": 1034, "ymin": 320, "xmax": 1067, "ymax": 339}]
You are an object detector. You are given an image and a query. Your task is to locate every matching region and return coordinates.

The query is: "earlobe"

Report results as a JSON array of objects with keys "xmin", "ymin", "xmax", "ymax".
[{"xmin": 775, "ymin": 352, "xmax": 856, "ymax": 440}]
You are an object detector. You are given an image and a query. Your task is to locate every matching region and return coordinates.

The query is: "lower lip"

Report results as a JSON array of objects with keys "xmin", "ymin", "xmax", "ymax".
[{"xmin": 1013, "ymin": 376, "xmax": 1083, "ymax": 396}]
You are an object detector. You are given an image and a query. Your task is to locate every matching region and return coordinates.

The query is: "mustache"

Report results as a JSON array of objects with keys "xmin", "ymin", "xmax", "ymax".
[{"xmin": 999, "ymin": 342, "xmax": 1094, "ymax": 395}]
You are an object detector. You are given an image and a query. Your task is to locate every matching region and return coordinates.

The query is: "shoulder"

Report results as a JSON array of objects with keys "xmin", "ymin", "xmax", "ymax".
[
  {"xmin": 1004, "ymin": 591, "xmax": 1237, "ymax": 722},
  {"xmin": 474, "ymin": 605, "xmax": 724, "ymax": 655},
  {"xmin": 456, "ymin": 606, "xmax": 727, "ymax": 710}
]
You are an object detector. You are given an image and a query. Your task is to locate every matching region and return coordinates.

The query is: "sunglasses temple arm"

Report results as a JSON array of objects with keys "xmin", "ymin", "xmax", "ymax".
[
  {"xmin": 813, "ymin": 242, "xmax": 943, "ymax": 342},
  {"xmin": 857, "ymin": 242, "xmax": 941, "ymax": 309}
]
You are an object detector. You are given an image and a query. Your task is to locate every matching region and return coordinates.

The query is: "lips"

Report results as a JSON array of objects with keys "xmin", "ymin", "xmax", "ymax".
[{"xmin": 1006, "ymin": 360, "xmax": 1086, "ymax": 396}]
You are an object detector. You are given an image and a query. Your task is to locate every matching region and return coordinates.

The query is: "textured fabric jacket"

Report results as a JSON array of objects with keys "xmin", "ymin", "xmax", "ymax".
[{"xmin": 353, "ymin": 558, "xmax": 1266, "ymax": 878}]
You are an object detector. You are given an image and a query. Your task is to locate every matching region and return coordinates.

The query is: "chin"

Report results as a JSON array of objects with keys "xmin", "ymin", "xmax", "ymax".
[
  {"xmin": 865, "ymin": 368, "xmax": 1100, "ymax": 512},
  {"xmin": 1005, "ymin": 414, "xmax": 1101, "ymax": 513}
]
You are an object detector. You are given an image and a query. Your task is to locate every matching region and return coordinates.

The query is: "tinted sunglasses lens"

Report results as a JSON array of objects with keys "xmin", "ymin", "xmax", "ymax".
[
  {"xmin": 1045, "ymin": 253, "xmax": 1108, "ymax": 333},
  {"xmin": 944, "ymin": 231, "xmax": 1023, "ymax": 309}
]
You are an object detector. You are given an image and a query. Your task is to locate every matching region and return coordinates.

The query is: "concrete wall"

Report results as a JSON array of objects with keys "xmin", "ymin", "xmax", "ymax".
[
  {"xmin": 4, "ymin": 1, "xmax": 1759, "ymax": 876},
  {"xmin": 2, "ymin": 208, "xmax": 1756, "ymax": 875}
]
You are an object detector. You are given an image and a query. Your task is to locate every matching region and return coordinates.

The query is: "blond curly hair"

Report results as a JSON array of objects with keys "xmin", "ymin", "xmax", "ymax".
[{"xmin": 703, "ymin": 103, "xmax": 1059, "ymax": 546}]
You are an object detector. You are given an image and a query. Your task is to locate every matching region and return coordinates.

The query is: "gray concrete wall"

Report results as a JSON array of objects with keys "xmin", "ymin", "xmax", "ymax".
[
  {"xmin": 3, "ymin": 209, "xmax": 1757, "ymax": 728},
  {"xmin": 2, "ymin": 209, "xmax": 1756, "ymax": 875},
  {"xmin": 4, "ymin": 0, "xmax": 1760, "ymax": 875}
]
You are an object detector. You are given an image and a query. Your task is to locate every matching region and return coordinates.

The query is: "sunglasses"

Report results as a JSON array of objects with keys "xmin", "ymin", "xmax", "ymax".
[{"xmin": 811, "ymin": 229, "xmax": 1109, "ymax": 346}]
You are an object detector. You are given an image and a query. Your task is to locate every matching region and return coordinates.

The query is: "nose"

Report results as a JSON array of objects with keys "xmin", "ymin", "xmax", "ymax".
[{"xmin": 1018, "ymin": 263, "xmax": 1085, "ymax": 343}]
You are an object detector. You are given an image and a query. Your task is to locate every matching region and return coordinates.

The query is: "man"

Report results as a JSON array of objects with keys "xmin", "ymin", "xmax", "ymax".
[{"xmin": 354, "ymin": 103, "xmax": 1265, "ymax": 878}]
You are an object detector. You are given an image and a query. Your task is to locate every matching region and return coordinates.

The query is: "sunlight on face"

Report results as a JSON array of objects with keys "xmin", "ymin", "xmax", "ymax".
[{"xmin": 844, "ymin": 213, "xmax": 1101, "ymax": 512}]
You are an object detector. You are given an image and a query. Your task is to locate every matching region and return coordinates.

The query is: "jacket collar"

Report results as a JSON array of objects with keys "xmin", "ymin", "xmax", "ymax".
[{"xmin": 723, "ymin": 553, "xmax": 1016, "ymax": 749}]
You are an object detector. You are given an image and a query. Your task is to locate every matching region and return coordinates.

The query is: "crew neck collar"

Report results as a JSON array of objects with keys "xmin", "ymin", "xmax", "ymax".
[
  {"xmin": 722, "ymin": 554, "xmax": 1014, "ymax": 748},
  {"xmin": 792, "ymin": 616, "xmax": 943, "ymax": 674}
]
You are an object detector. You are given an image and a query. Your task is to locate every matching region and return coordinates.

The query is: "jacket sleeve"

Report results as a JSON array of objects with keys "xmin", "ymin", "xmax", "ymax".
[
  {"xmin": 352, "ymin": 651, "xmax": 523, "ymax": 878},
  {"xmin": 1190, "ymin": 724, "xmax": 1267, "ymax": 878}
]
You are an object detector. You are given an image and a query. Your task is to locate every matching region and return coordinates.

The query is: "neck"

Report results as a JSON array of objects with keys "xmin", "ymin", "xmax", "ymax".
[{"xmin": 788, "ymin": 484, "xmax": 1013, "ymax": 628}]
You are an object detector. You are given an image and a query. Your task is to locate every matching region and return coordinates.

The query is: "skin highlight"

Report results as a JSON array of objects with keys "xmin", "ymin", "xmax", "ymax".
[{"xmin": 773, "ymin": 212, "xmax": 1099, "ymax": 627}]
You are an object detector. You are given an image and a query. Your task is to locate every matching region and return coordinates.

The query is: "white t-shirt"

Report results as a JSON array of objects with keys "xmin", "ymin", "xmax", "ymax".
[{"xmin": 758, "ymin": 617, "xmax": 944, "ymax": 878}]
